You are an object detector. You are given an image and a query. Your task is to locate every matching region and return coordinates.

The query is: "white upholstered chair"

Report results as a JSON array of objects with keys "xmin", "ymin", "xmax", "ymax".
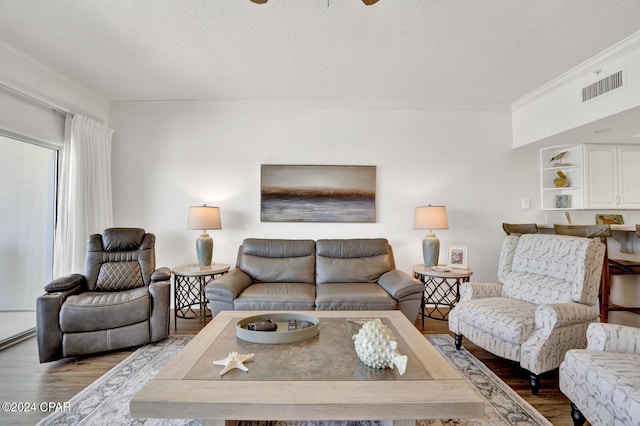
[
  {"xmin": 559, "ymin": 322, "xmax": 640, "ymax": 426},
  {"xmin": 448, "ymin": 233, "xmax": 605, "ymax": 394}
]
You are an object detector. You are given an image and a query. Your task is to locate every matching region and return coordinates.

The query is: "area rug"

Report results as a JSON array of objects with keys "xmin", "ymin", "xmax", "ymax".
[{"xmin": 37, "ymin": 334, "xmax": 551, "ymax": 426}]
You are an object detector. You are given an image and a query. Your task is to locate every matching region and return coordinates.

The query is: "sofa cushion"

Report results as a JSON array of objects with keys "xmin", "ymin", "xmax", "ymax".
[
  {"xmin": 504, "ymin": 234, "xmax": 603, "ymax": 305},
  {"xmin": 242, "ymin": 238, "xmax": 316, "ymax": 258},
  {"xmin": 315, "ymin": 283, "xmax": 396, "ymax": 311},
  {"xmin": 240, "ymin": 255, "xmax": 315, "ymax": 284},
  {"xmin": 451, "ymin": 297, "xmax": 537, "ymax": 345},
  {"xmin": 233, "ymin": 283, "xmax": 316, "ymax": 311},
  {"xmin": 502, "ymin": 271, "xmax": 573, "ymax": 305},
  {"xmin": 316, "ymin": 238, "xmax": 390, "ymax": 258},
  {"xmin": 95, "ymin": 261, "xmax": 145, "ymax": 291},
  {"xmin": 59, "ymin": 286, "xmax": 150, "ymax": 333},
  {"xmin": 316, "ymin": 239, "xmax": 392, "ymax": 284},
  {"xmin": 239, "ymin": 239, "xmax": 316, "ymax": 284},
  {"xmin": 102, "ymin": 228, "xmax": 146, "ymax": 251}
]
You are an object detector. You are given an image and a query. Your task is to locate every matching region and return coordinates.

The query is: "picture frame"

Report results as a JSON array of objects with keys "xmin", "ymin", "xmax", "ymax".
[
  {"xmin": 260, "ymin": 164, "xmax": 376, "ymax": 223},
  {"xmin": 555, "ymin": 194, "xmax": 570, "ymax": 209},
  {"xmin": 447, "ymin": 245, "xmax": 468, "ymax": 270},
  {"xmin": 595, "ymin": 214, "xmax": 624, "ymax": 225}
]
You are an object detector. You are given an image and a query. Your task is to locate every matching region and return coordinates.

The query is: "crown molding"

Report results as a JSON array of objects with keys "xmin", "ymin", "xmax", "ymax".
[
  {"xmin": 0, "ymin": 40, "xmax": 109, "ymax": 121},
  {"xmin": 512, "ymin": 30, "xmax": 640, "ymax": 111}
]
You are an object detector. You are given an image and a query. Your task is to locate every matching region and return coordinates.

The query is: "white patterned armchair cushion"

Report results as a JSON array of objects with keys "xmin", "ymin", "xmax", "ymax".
[
  {"xmin": 560, "ymin": 323, "xmax": 640, "ymax": 426},
  {"xmin": 502, "ymin": 234, "xmax": 603, "ymax": 306},
  {"xmin": 449, "ymin": 234, "xmax": 605, "ymax": 379}
]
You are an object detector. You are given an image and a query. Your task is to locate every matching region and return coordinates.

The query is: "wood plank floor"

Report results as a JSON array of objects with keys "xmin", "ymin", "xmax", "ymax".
[{"xmin": 0, "ymin": 313, "xmax": 577, "ymax": 426}]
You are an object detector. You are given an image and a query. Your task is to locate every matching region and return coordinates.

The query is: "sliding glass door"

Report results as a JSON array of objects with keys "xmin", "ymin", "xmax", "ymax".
[{"xmin": 0, "ymin": 134, "xmax": 57, "ymax": 347}]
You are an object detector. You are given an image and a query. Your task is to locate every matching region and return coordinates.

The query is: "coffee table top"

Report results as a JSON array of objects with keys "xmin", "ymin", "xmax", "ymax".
[{"xmin": 131, "ymin": 310, "xmax": 483, "ymax": 422}]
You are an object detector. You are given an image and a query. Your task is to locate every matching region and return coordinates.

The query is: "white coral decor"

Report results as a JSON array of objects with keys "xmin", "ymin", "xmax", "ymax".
[{"xmin": 352, "ymin": 319, "xmax": 408, "ymax": 376}]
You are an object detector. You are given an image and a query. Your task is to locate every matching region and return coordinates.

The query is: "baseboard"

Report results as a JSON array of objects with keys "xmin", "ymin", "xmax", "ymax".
[{"xmin": 0, "ymin": 327, "xmax": 35, "ymax": 351}]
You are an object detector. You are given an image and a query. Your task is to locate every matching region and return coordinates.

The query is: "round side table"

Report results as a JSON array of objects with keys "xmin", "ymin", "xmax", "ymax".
[
  {"xmin": 173, "ymin": 263, "xmax": 230, "ymax": 329},
  {"xmin": 413, "ymin": 264, "xmax": 473, "ymax": 328}
]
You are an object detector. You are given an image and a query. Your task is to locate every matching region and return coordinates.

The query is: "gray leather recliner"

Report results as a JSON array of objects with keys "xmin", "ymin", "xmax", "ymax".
[{"xmin": 36, "ymin": 228, "xmax": 171, "ymax": 363}]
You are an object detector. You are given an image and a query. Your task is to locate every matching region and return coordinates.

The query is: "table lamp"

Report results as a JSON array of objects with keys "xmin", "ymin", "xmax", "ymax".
[
  {"xmin": 186, "ymin": 205, "xmax": 222, "ymax": 267},
  {"xmin": 414, "ymin": 205, "xmax": 448, "ymax": 267}
]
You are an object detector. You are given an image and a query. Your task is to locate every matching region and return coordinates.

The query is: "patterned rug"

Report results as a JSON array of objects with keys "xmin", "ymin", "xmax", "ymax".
[{"xmin": 37, "ymin": 334, "xmax": 551, "ymax": 426}]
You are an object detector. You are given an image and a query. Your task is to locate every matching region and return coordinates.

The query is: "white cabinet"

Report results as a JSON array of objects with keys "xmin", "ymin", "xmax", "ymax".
[
  {"xmin": 540, "ymin": 145, "xmax": 584, "ymax": 210},
  {"xmin": 584, "ymin": 144, "xmax": 640, "ymax": 209},
  {"xmin": 540, "ymin": 143, "xmax": 640, "ymax": 210}
]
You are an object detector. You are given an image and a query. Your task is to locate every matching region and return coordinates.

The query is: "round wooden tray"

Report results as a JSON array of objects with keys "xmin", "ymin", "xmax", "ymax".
[{"xmin": 236, "ymin": 313, "xmax": 320, "ymax": 344}]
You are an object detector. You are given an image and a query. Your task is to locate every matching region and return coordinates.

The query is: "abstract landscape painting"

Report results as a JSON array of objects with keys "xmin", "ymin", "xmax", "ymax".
[{"xmin": 261, "ymin": 165, "xmax": 376, "ymax": 222}]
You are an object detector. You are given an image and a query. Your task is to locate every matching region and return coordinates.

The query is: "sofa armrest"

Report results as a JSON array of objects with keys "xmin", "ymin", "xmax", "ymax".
[
  {"xmin": 43, "ymin": 274, "xmax": 86, "ymax": 293},
  {"xmin": 205, "ymin": 269, "xmax": 253, "ymax": 300},
  {"xmin": 151, "ymin": 267, "xmax": 172, "ymax": 282},
  {"xmin": 377, "ymin": 269, "xmax": 423, "ymax": 300},
  {"xmin": 149, "ymin": 280, "xmax": 171, "ymax": 341},
  {"xmin": 459, "ymin": 282, "xmax": 502, "ymax": 301},
  {"xmin": 586, "ymin": 322, "xmax": 640, "ymax": 354},
  {"xmin": 534, "ymin": 303, "xmax": 599, "ymax": 335},
  {"xmin": 36, "ymin": 284, "xmax": 85, "ymax": 363}
]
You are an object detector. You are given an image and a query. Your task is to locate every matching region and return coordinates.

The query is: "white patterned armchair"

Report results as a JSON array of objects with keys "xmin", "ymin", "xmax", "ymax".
[
  {"xmin": 560, "ymin": 323, "xmax": 640, "ymax": 425},
  {"xmin": 449, "ymin": 233, "xmax": 605, "ymax": 394}
]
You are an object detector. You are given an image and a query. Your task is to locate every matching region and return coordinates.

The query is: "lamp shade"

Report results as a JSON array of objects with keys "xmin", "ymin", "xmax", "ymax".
[
  {"xmin": 413, "ymin": 205, "xmax": 448, "ymax": 230},
  {"xmin": 186, "ymin": 205, "xmax": 222, "ymax": 231}
]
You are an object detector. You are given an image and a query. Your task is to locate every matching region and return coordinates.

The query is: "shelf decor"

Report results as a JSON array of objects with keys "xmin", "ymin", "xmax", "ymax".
[
  {"xmin": 447, "ymin": 245, "xmax": 468, "ymax": 269},
  {"xmin": 595, "ymin": 214, "xmax": 624, "ymax": 225},
  {"xmin": 540, "ymin": 144, "xmax": 584, "ymax": 210},
  {"xmin": 555, "ymin": 195, "xmax": 571, "ymax": 209},
  {"xmin": 553, "ymin": 171, "xmax": 568, "ymax": 187}
]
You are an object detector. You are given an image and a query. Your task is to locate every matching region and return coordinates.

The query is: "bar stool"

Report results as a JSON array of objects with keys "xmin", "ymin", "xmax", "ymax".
[
  {"xmin": 605, "ymin": 224, "xmax": 640, "ymax": 318},
  {"xmin": 502, "ymin": 223, "xmax": 538, "ymax": 235}
]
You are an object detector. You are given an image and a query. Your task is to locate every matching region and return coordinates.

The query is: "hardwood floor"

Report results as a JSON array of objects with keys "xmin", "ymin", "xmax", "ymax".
[{"xmin": 0, "ymin": 314, "xmax": 576, "ymax": 426}]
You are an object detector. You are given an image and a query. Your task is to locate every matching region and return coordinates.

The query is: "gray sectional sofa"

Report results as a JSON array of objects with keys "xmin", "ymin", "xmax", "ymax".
[{"xmin": 204, "ymin": 238, "xmax": 423, "ymax": 322}]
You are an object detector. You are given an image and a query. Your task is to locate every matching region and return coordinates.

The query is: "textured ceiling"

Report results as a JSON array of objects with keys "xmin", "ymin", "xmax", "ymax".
[{"xmin": 0, "ymin": 0, "xmax": 639, "ymax": 107}]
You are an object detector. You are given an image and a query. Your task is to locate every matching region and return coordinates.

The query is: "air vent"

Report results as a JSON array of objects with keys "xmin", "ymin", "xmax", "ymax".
[{"xmin": 582, "ymin": 70, "xmax": 623, "ymax": 102}]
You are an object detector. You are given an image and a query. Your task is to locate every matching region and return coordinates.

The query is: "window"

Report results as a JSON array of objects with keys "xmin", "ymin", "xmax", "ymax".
[{"xmin": 0, "ymin": 134, "xmax": 58, "ymax": 347}]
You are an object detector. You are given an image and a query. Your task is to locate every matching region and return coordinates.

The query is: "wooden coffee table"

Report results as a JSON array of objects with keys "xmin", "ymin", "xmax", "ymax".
[{"xmin": 130, "ymin": 310, "xmax": 483, "ymax": 425}]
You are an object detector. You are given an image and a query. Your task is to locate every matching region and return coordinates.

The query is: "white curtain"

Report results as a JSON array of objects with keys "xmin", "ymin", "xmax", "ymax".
[{"xmin": 53, "ymin": 114, "xmax": 114, "ymax": 277}]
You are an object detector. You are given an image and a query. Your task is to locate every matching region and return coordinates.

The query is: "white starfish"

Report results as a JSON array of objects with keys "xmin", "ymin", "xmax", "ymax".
[{"xmin": 213, "ymin": 351, "xmax": 255, "ymax": 376}]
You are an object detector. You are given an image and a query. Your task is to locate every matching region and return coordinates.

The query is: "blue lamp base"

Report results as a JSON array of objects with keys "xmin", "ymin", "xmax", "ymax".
[{"xmin": 422, "ymin": 233, "xmax": 440, "ymax": 267}]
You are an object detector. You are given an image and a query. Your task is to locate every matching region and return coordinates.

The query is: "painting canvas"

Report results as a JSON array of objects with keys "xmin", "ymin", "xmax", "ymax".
[{"xmin": 261, "ymin": 165, "xmax": 376, "ymax": 222}]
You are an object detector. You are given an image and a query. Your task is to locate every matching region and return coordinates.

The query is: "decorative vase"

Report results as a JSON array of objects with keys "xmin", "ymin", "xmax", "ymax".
[
  {"xmin": 554, "ymin": 171, "xmax": 568, "ymax": 187},
  {"xmin": 351, "ymin": 319, "xmax": 408, "ymax": 375},
  {"xmin": 422, "ymin": 233, "xmax": 439, "ymax": 267},
  {"xmin": 196, "ymin": 232, "xmax": 213, "ymax": 266}
]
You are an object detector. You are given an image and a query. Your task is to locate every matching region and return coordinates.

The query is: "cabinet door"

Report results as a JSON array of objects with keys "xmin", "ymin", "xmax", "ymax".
[
  {"xmin": 584, "ymin": 144, "xmax": 618, "ymax": 209},
  {"xmin": 618, "ymin": 145, "xmax": 640, "ymax": 208}
]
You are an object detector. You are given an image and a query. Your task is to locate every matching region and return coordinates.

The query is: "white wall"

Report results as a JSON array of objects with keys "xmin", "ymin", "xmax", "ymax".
[{"xmin": 109, "ymin": 102, "xmax": 544, "ymax": 282}]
